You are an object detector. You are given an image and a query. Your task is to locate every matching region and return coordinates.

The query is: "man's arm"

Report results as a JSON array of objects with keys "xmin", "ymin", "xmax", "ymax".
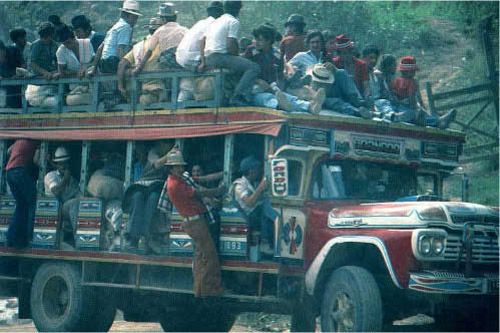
[
  {"xmin": 241, "ymin": 177, "xmax": 267, "ymax": 208},
  {"xmin": 227, "ymin": 37, "xmax": 239, "ymax": 56},
  {"xmin": 87, "ymin": 43, "xmax": 104, "ymax": 76},
  {"xmin": 132, "ymin": 49, "xmax": 151, "ymax": 76},
  {"xmin": 197, "ymin": 37, "xmax": 207, "ymax": 72},
  {"xmin": 50, "ymin": 170, "xmax": 70, "ymax": 199},
  {"xmin": 31, "ymin": 62, "xmax": 54, "ymax": 80},
  {"xmin": 117, "ymin": 58, "xmax": 131, "ymax": 97},
  {"xmin": 195, "ymin": 171, "xmax": 224, "ymax": 184}
]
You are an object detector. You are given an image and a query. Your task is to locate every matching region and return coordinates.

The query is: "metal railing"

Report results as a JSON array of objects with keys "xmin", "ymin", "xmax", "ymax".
[{"xmin": 0, "ymin": 70, "xmax": 225, "ymax": 114}]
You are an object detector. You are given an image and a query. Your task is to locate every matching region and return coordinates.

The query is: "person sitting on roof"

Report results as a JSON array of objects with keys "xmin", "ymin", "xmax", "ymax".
[
  {"xmin": 231, "ymin": 156, "xmax": 279, "ymax": 257},
  {"xmin": 9, "ymin": 28, "xmax": 31, "ymax": 69},
  {"xmin": 133, "ymin": 2, "xmax": 188, "ymax": 76},
  {"xmin": 0, "ymin": 40, "xmax": 23, "ymax": 108},
  {"xmin": 198, "ymin": 0, "xmax": 261, "ymax": 107},
  {"xmin": 55, "ymin": 25, "xmax": 95, "ymax": 106},
  {"xmin": 331, "ymin": 34, "xmax": 370, "ymax": 98},
  {"xmin": 89, "ymin": 0, "xmax": 142, "ymax": 75},
  {"xmin": 307, "ymin": 63, "xmax": 373, "ymax": 119},
  {"xmin": 44, "ymin": 147, "xmax": 81, "ymax": 250},
  {"xmin": 388, "ymin": 56, "xmax": 456, "ymax": 128},
  {"xmin": 175, "ymin": 1, "xmax": 224, "ymax": 102},
  {"xmin": 243, "ymin": 24, "xmax": 325, "ymax": 114},
  {"xmin": 117, "ymin": 17, "xmax": 165, "ymax": 105},
  {"xmin": 280, "ymin": 14, "xmax": 307, "ymax": 63},
  {"xmin": 25, "ymin": 22, "xmax": 60, "ymax": 108},
  {"xmin": 71, "ymin": 15, "xmax": 106, "ymax": 53}
]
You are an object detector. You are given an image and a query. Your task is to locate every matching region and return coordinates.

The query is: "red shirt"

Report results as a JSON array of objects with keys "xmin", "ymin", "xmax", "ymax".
[
  {"xmin": 390, "ymin": 76, "xmax": 416, "ymax": 100},
  {"xmin": 280, "ymin": 34, "xmax": 306, "ymax": 63},
  {"xmin": 167, "ymin": 174, "xmax": 206, "ymax": 217},
  {"xmin": 333, "ymin": 56, "xmax": 369, "ymax": 93},
  {"xmin": 6, "ymin": 139, "xmax": 40, "ymax": 171}
]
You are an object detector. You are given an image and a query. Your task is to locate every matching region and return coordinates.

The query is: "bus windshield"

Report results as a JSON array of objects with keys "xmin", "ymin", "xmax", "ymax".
[{"xmin": 311, "ymin": 160, "xmax": 417, "ymax": 201}]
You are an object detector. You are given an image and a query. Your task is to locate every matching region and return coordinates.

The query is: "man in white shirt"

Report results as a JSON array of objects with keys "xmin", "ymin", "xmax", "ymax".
[
  {"xmin": 198, "ymin": 0, "xmax": 260, "ymax": 106},
  {"xmin": 175, "ymin": 1, "xmax": 223, "ymax": 102}
]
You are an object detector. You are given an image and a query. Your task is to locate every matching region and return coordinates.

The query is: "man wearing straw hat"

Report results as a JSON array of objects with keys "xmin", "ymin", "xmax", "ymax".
[{"xmin": 91, "ymin": 0, "xmax": 142, "ymax": 74}]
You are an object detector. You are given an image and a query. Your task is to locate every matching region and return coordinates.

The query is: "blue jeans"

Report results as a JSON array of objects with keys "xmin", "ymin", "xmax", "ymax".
[
  {"xmin": 6, "ymin": 167, "xmax": 37, "ymax": 248},
  {"xmin": 248, "ymin": 196, "xmax": 279, "ymax": 245},
  {"xmin": 374, "ymin": 99, "xmax": 438, "ymax": 126},
  {"xmin": 252, "ymin": 92, "xmax": 310, "ymax": 112},
  {"xmin": 127, "ymin": 189, "xmax": 161, "ymax": 238},
  {"xmin": 322, "ymin": 69, "xmax": 364, "ymax": 114}
]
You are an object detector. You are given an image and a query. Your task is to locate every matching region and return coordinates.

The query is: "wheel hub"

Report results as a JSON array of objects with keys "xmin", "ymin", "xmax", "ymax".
[
  {"xmin": 42, "ymin": 276, "xmax": 69, "ymax": 320},
  {"xmin": 330, "ymin": 291, "xmax": 354, "ymax": 331}
]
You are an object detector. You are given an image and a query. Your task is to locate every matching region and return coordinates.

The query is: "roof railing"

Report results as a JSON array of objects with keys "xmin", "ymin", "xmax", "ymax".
[{"xmin": 0, "ymin": 70, "xmax": 225, "ymax": 114}]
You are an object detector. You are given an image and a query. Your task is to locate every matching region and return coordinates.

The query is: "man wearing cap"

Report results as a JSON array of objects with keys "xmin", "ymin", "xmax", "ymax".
[
  {"xmin": 389, "ymin": 56, "xmax": 456, "ymax": 128},
  {"xmin": 71, "ymin": 15, "xmax": 105, "ymax": 52},
  {"xmin": 133, "ymin": 2, "xmax": 188, "ymax": 76},
  {"xmin": 44, "ymin": 147, "xmax": 81, "ymax": 248},
  {"xmin": 332, "ymin": 34, "xmax": 370, "ymax": 98},
  {"xmin": 166, "ymin": 147, "xmax": 225, "ymax": 297},
  {"xmin": 5, "ymin": 140, "xmax": 40, "ymax": 248},
  {"xmin": 244, "ymin": 24, "xmax": 325, "ymax": 114},
  {"xmin": 280, "ymin": 14, "xmax": 307, "ymax": 63},
  {"xmin": 175, "ymin": 1, "xmax": 223, "ymax": 102},
  {"xmin": 198, "ymin": 0, "xmax": 261, "ymax": 106},
  {"xmin": 91, "ymin": 0, "xmax": 142, "ymax": 74},
  {"xmin": 308, "ymin": 63, "xmax": 373, "ymax": 119},
  {"xmin": 232, "ymin": 156, "xmax": 279, "ymax": 256}
]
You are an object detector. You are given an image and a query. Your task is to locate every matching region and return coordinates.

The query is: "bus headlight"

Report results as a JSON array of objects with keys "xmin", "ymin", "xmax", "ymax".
[{"xmin": 412, "ymin": 229, "xmax": 447, "ymax": 261}]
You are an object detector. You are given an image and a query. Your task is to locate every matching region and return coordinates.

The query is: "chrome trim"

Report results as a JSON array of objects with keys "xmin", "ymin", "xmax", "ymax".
[
  {"xmin": 411, "ymin": 229, "xmax": 448, "ymax": 261},
  {"xmin": 305, "ymin": 236, "xmax": 402, "ymax": 296},
  {"xmin": 443, "ymin": 233, "xmax": 499, "ymax": 264}
]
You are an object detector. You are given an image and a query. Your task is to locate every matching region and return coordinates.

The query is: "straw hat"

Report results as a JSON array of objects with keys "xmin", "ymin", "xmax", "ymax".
[
  {"xmin": 307, "ymin": 64, "xmax": 335, "ymax": 84},
  {"xmin": 53, "ymin": 147, "xmax": 71, "ymax": 163},
  {"xmin": 120, "ymin": 0, "xmax": 142, "ymax": 17},
  {"xmin": 157, "ymin": 2, "xmax": 178, "ymax": 17}
]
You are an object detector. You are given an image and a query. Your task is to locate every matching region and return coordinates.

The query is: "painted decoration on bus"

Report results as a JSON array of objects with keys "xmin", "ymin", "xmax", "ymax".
[
  {"xmin": 271, "ymin": 158, "xmax": 288, "ymax": 197},
  {"xmin": 352, "ymin": 134, "xmax": 403, "ymax": 158},
  {"xmin": 278, "ymin": 208, "xmax": 306, "ymax": 260}
]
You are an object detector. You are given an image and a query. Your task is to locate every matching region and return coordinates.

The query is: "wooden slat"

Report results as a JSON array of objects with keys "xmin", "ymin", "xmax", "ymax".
[
  {"xmin": 434, "ymin": 96, "xmax": 492, "ymax": 112},
  {"xmin": 454, "ymin": 119, "xmax": 497, "ymax": 140},
  {"xmin": 431, "ymin": 83, "xmax": 491, "ymax": 101}
]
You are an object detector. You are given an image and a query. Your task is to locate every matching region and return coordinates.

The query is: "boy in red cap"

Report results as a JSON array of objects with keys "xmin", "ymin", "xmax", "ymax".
[
  {"xmin": 332, "ymin": 34, "xmax": 370, "ymax": 97},
  {"xmin": 390, "ymin": 56, "xmax": 456, "ymax": 128}
]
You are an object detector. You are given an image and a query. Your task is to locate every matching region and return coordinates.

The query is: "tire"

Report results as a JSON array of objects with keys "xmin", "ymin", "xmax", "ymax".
[
  {"xmin": 160, "ymin": 303, "xmax": 236, "ymax": 332},
  {"xmin": 31, "ymin": 262, "xmax": 93, "ymax": 332},
  {"xmin": 320, "ymin": 266, "xmax": 382, "ymax": 332}
]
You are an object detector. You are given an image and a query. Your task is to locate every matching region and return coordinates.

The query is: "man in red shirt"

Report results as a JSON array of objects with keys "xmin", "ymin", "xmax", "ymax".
[
  {"xmin": 279, "ymin": 14, "xmax": 307, "ymax": 63},
  {"xmin": 332, "ymin": 34, "xmax": 370, "ymax": 98},
  {"xmin": 166, "ymin": 147, "xmax": 225, "ymax": 297},
  {"xmin": 5, "ymin": 139, "xmax": 40, "ymax": 248}
]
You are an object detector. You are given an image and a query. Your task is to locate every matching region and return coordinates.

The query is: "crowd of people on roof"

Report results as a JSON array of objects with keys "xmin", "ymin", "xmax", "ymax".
[{"xmin": 0, "ymin": 0, "xmax": 456, "ymax": 128}]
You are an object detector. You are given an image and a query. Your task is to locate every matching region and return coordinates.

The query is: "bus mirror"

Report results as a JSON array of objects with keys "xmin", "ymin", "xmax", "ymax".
[{"xmin": 270, "ymin": 158, "xmax": 288, "ymax": 197}]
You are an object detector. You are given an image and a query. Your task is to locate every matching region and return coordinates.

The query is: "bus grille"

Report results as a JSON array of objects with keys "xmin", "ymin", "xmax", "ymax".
[{"xmin": 444, "ymin": 233, "xmax": 499, "ymax": 264}]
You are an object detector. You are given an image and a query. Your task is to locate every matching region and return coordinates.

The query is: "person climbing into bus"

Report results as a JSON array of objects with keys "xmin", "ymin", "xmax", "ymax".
[
  {"xmin": 90, "ymin": 0, "xmax": 142, "ymax": 74},
  {"xmin": 231, "ymin": 156, "xmax": 279, "ymax": 257},
  {"xmin": 44, "ymin": 146, "xmax": 81, "ymax": 249},
  {"xmin": 175, "ymin": 1, "xmax": 224, "ymax": 102},
  {"xmin": 5, "ymin": 139, "xmax": 40, "ymax": 249},
  {"xmin": 71, "ymin": 15, "xmax": 105, "ymax": 53},
  {"xmin": 280, "ymin": 14, "xmax": 307, "ymax": 63},
  {"xmin": 198, "ymin": 0, "xmax": 261, "ymax": 107},
  {"xmin": 122, "ymin": 141, "xmax": 173, "ymax": 254},
  {"xmin": 331, "ymin": 34, "xmax": 370, "ymax": 98},
  {"xmin": 389, "ymin": 56, "xmax": 456, "ymax": 128},
  {"xmin": 244, "ymin": 24, "xmax": 325, "ymax": 114},
  {"xmin": 165, "ymin": 146, "xmax": 225, "ymax": 297}
]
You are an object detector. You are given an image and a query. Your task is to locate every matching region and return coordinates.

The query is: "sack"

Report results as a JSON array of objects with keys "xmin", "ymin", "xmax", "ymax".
[
  {"xmin": 66, "ymin": 85, "xmax": 90, "ymax": 106},
  {"xmin": 158, "ymin": 47, "xmax": 183, "ymax": 70},
  {"xmin": 25, "ymin": 85, "xmax": 58, "ymax": 108},
  {"xmin": 194, "ymin": 76, "xmax": 215, "ymax": 101},
  {"xmin": 87, "ymin": 172, "xmax": 124, "ymax": 201}
]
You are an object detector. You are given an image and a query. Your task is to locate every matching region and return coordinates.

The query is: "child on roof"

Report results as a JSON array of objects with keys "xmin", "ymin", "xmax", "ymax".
[{"xmin": 389, "ymin": 56, "xmax": 456, "ymax": 129}]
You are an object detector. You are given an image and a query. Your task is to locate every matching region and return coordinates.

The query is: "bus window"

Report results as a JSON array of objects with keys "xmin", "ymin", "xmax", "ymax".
[
  {"xmin": 288, "ymin": 160, "xmax": 303, "ymax": 196},
  {"xmin": 417, "ymin": 173, "xmax": 438, "ymax": 196}
]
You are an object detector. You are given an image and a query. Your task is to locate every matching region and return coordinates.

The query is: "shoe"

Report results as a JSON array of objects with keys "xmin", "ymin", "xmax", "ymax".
[
  {"xmin": 146, "ymin": 238, "xmax": 162, "ymax": 255},
  {"xmin": 357, "ymin": 106, "xmax": 373, "ymax": 119},
  {"xmin": 310, "ymin": 88, "xmax": 326, "ymax": 114},
  {"xmin": 276, "ymin": 91, "xmax": 295, "ymax": 112},
  {"xmin": 260, "ymin": 240, "xmax": 274, "ymax": 256},
  {"xmin": 438, "ymin": 108, "xmax": 457, "ymax": 129},
  {"xmin": 124, "ymin": 237, "xmax": 138, "ymax": 253}
]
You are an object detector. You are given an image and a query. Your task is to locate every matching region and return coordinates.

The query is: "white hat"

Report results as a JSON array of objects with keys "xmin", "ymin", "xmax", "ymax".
[
  {"xmin": 157, "ymin": 2, "xmax": 178, "ymax": 17},
  {"xmin": 120, "ymin": 0, "xmax": 142, "ymax": 17},
  {"xmin": 307, "ymin": 64, "xmax": 334, "ymax": 84},
  {"xmin": 53, "ymin": 147, "xmax": 71, "ymax": 163}
]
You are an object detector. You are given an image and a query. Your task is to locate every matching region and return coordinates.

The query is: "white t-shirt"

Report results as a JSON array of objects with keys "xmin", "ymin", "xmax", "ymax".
[
  {"xmin": 56, "ymin": 38, "xmax": 95, "ymax": 71},
  {"xmin": 176, "ymin": 17, "xmax": 215, "ymax": 68},
  {"xmin": 204, "ymin": 14, "xmax": 240, "ymax": 57},
  {"xmin": 44, "ymin": 170, "xmax": 80, "ymax": 202}
]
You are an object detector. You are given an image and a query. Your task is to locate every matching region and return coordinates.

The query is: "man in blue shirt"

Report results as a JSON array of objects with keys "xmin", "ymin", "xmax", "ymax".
[{"xmin": 91, "ymin": 0, "xmax": 142, "ymax": 74}]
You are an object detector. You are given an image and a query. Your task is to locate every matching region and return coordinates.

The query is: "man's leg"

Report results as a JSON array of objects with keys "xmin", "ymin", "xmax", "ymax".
[
  {"xmin": 333, "ymin": 69, "xmax": 365, "ymax": 107},
  {"xmin": 206, "ymin": 53, "xmax": 260, "ymax": 104},
  {"xmin": 252, "ymin": 92, "xmax": 278, "ymax": 109},
  {"xmin": 126, "ymin": 191, "xmax": 146, "ymax": 249},
  {"xmin": 394, "ymin": 105, "xmax": 417, "ymax": 123},
  {"xmin": 324, "ymin": 97, "xmax": 356, "ymax": 115},
  {"xmin": 283, "ymin": 92, "xmax": 310, "ymax": 113},
  {"xmin": 141, "ymin": 190, "xmax": 161, "ymax": 237}
]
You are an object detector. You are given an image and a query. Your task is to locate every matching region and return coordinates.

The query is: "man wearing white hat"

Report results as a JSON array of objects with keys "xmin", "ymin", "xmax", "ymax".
[
  {"xmin": 91, "ymin": 0, "xmax": 142, "ymax": 74},
  {"xmin": 133, "ymin": 2, "xmax": 188, "ymax": 76},
  {"xmin": 44, "ymin": 147, "xmax": 81, "ymax": 248}
]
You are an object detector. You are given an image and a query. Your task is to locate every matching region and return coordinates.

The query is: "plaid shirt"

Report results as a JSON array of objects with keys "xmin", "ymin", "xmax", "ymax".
[{"xmin": 157, "ymin": 171, "xmax": 216, "ymax": 224}]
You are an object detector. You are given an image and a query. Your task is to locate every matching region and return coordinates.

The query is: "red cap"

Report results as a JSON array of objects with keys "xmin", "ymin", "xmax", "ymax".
[
  {"xmin": 397, "ymin": 56, "xmax": 419, "ymax": 71},
  {"xmin": 333, "ymin": 34, "xmax": 354, "ymax": 50}
]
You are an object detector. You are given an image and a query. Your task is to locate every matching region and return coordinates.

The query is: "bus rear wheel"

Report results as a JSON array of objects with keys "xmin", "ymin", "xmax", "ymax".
[{"xmin": 31, "ymin": 263, "xmax": 92, "ymax": 332}]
